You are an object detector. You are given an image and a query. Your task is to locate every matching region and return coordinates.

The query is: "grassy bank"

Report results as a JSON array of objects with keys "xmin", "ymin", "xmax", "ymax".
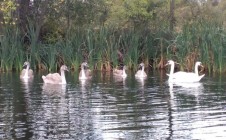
[{"xmin": 0, "ymin": 21, "xmax": 226, "ymax": 73}]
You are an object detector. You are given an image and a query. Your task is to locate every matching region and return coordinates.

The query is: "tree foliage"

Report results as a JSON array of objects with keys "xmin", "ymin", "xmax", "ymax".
[{"xmin": 0, "ymin": 0, "xmax": 17, "ymax": 26}]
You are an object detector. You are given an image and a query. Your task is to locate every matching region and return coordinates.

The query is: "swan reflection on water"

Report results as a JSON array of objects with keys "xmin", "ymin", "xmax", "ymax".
[
  {"xmin": 135, "ymin": 76, "xmax": 147, "ymax": 94},
  {"xmin": 113, "ymin": 75, "xmax": 126, "ymax": 84},
  {"xmin": 135, "ymin": 77, "xmax": 147, "ymax": 87},
  {"xmin": 79, "ymin": 79, "xmax": 91, "ymax": 93},
  {"xmin": 170, "ymin": 82, "xmax": 203, "ymax": 88},
  {"xmin": 42, "ymin": 84, "xmax": 67, "ymax": 96},
  {"xmin": 20, "ymin": 77, "xmax": 33, "ymax": 93},
  {"xmin": 168, "ymin": 82, "xmax": 204, "ymax": 99}
]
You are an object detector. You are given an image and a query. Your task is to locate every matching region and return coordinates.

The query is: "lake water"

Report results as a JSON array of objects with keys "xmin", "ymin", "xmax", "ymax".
[{"xmin": 0, "ymin": 71, "xmax": 226, "ymax": 140}]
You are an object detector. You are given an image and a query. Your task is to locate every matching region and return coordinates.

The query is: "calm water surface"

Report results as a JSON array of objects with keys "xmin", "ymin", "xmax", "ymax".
[{"xmin": 0, "ymin": 71, "xmax": 226, "ymax": 140}]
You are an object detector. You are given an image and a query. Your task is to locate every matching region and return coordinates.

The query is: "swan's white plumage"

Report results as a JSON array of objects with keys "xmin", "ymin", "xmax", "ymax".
[
  {"xmin": 20, "ymin": 61, "xmax": 34, "ymax": 79},
  {"xmin": 166, "ymin": 60, "xmax": 205, "ymax": 83},
  {"xmin": 135, "ymin": 63, "xmax": 147, "ymax": 78},
  {"xmin": 79, "ymin": 62, "xmax": 92, "ymax": 80},
  {"xmin": 42, "ymin": 65, "xmax": 69, "ymax": 84},
  {"xmin": 113, "ymin": 65, "xmax": 127, "ymax": 78}
]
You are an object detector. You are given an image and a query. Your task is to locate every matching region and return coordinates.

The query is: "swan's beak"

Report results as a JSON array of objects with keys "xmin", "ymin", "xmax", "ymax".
[
  {"xmin": 22, "ymin": 64, "xmax": 27, "ymax": 69},
  {"xmin": 165, "ymin": 62, "xmax": 169, "ymax": 66}
]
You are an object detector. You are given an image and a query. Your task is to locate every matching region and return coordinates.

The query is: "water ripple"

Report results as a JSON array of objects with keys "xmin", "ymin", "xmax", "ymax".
[{"xmin": 0, "ymin": 72, "xmax": 226, "ymax": 139}]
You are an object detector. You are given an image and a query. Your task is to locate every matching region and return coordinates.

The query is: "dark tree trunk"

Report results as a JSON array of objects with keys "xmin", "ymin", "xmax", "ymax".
[
  {"xmin": 18, "ymin": 0, "xmax": 30, "ymax": 33},
  {"xmin": 169, "ymin": 0, "xmax": 175, "ymax": 32},
  {"xmin": 0, "ymin": 11, "xmax": 4, "ymax": 33}
]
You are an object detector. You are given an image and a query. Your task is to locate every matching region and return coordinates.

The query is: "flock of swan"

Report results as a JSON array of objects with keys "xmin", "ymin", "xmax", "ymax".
[{"xmin": 20, "ymin": 60, "xmax": 205, "ymax": 84}]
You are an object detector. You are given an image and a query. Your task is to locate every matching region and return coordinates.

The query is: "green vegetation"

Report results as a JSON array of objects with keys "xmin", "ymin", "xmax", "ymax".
[{"xmin": 0, "ymin": 0, "xmax": 226, "ymax": 73}]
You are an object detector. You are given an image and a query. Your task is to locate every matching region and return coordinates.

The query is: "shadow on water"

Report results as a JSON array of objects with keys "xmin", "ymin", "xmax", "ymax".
[{"xmin": 0, "ymin": 71, "xmax": 226, "ymax": 139}]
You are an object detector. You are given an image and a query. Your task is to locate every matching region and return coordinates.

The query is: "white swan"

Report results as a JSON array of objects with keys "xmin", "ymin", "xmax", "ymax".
[
  {"xmin": 113, "ymin": 65, "xmax": 127, "ymax": 78},
  {"xmin": 135, "ymin": 63, "xmax": 147, "ymax": 78},
  {"xmin": 42, "ymin": 65, "xmax": 69, "ymax": 84},
  {"xmin": 79, "ymin": 62, "xmax": 92, "ymax": 80},
  {"xmin": 20, "ymin": 61, "xmax": 34, "ymax": 79},
  {"xmin": 166, "ymin": 60, "xmax": 205, "ymax": 83}
]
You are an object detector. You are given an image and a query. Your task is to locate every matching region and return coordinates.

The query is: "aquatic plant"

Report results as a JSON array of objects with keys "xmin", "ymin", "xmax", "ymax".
[
  {"xmin": 0, "ymin": 27, "xmax": 24, "ymax": 71},
  {"xmin": 1, "ymin": 21, "xmax": 226, "ymax": 74},
  {"xmin": 120, "ymin": 30, "xmax": 137, "ymax": 69},
  {"xmin": 167, "ymin": 20, "xmax": 226, "ymax": 73}
]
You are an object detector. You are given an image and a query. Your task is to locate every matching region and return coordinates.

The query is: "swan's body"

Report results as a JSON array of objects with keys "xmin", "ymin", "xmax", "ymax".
[
  {"xmin": 20, "ymin": 61, "xmax": 34, "ymax": 79},
  {"xmin": 79, "ymin": 62, "xmax": 92, "ymax": 80},
  {"xmin": 42, "ymin": 65, "xmax": 69, "ymax": 84},
  {"xmin": 135, "ymin": 63, "xmax": 147, "ymax": 78},
  {"xmin": 113, "ymin": 65, "xmax": 127, "ymax": 78},
  {"xmin": 166, "ymin": 60, "xmax": 205, "ymax": 83}
]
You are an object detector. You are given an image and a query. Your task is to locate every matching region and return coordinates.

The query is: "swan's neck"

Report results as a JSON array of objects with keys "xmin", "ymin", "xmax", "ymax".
[
  {"xmin": 122, "ymin": 68, "xmax": 127, "ymax": 77},
  {"xmin": 81, "ymin": 67, "xmax": 87, "ymax": 79},
  {"xmin": 169, "ymin": 63, "xmax": 175, "ymax": 76},
  {"xmin": 195, "ymin": 63, "xmax": 199, "ymax": 76},
  {"xmin": 61, "ymin": 70, "xmax": 66, "ymax": 84},
  {"xmin": 141, "ymin": 66, "xmax": 145, "ymax": 76},
  {"xmin": 23, "ymin": 66, "xmax": 29, "ymax": 78}
]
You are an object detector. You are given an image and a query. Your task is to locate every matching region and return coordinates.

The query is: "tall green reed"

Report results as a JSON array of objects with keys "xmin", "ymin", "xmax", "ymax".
[
  {"xmin": 85, "ymin": 29, "xmax": 95, "ymax": 70},
  {"xmin": 194, "ymin": 21, "xmax": 226, "ymax": 73},
  {"xmin": 11, "ymin": 38, "xmax": 24, "ymax": 71},
  {"xmin": 93, "ymin": 27, "xmax": 107, "ymax": 70},
  {"xmin": 120, "ymin": 29, "xmax": 140, "ymax": 70},
  {"xmin": 94, "ymin": 27, "xmax": 118, "ymax": 70},
  {"xmin": 44, "ymin": 44, "xmax": 58, "ymax": 71},
  {"xmin": 63, "ymin": 28, "xmax": 84, "ymax": 70},
  {"xmin": 143, "ymin": 33, "xmax": 156, "ymax": 67},
  {"xmin": 26, "ymin": 21, "xmax": 42, "ymax": 70},
  {"xmin": 105, "ymin": 30, "xmax": 120, "ymax": 70},
  {"xmin": 0, "ymin": 27, "xmax": 24, "ymax": 71},
  {"xmin": 1, "ymin": 21, "xmax": 226, "ymax": 74},
  {"xmin": 170, "ymin": 21, "xmax": 226, "ymax": 73}
]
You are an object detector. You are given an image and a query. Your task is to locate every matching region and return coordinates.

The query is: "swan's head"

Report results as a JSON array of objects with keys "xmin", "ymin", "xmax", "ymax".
[
  {"xmin": 123, "ymin": 65, "xmax": 127, "ymax": 70},
  {"xmin": 196, "ymin": 61, "xmax": 203, "ymax": 67},
  {"xmin": 81, "ymin": 62, "xmax": 89, "ymax": 69},
  {"xmin": 166, "ymin": 60, "xmax": 175, "ymax": 66},
  {"xmin": 23, "ymin": 61, "xmax": 30, "ymax": 68},
  {"xmin": 61, "ymin": 65, "xmax": 69, "ymax": 71},
  {"xmin": 139, "ymin": 63, "xmax": 145, "ymax": 68}
]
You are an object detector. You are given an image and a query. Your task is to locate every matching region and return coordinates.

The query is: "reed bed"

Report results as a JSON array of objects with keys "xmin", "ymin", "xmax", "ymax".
[
  {"xmin": 0, "ymin": 27, "xmax": 24, "ymax": 71},
  {"xmin": 170, "ymin": 21, "xmax": 226, "ymax": 73},
  {"xmin": 1, "ymin": 21, "xmax": 226, "ymax": 73}
]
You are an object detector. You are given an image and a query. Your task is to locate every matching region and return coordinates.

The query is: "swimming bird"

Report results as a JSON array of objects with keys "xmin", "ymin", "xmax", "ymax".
[
  {"xmin": 113, "ymin": 65, "xmax": 127, "ymax": 78},
  {"xmin": 166, "ymin": 60, "xmax": 205, "ymax": 82},
  {"xmin": 182, "ymin": 61, "xmax": 205, "ymax": 82},
  {"xmin": 20, "ymin": 61, "xmax": 34, "ymax": 79},
  {"xmin": 42, "ymin": 65, "xmax": 69, "ymax": 84},
  {"xmin": 193, "ymin": 62, "xmax": 204, "ymax": 76},
  {"xmin": 79, "ymin": 62, "xmax": 92, "ymax": 80},
  {"xmin": 135, "ymin": 63, "xmax": 147, "ymax": 78}
]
